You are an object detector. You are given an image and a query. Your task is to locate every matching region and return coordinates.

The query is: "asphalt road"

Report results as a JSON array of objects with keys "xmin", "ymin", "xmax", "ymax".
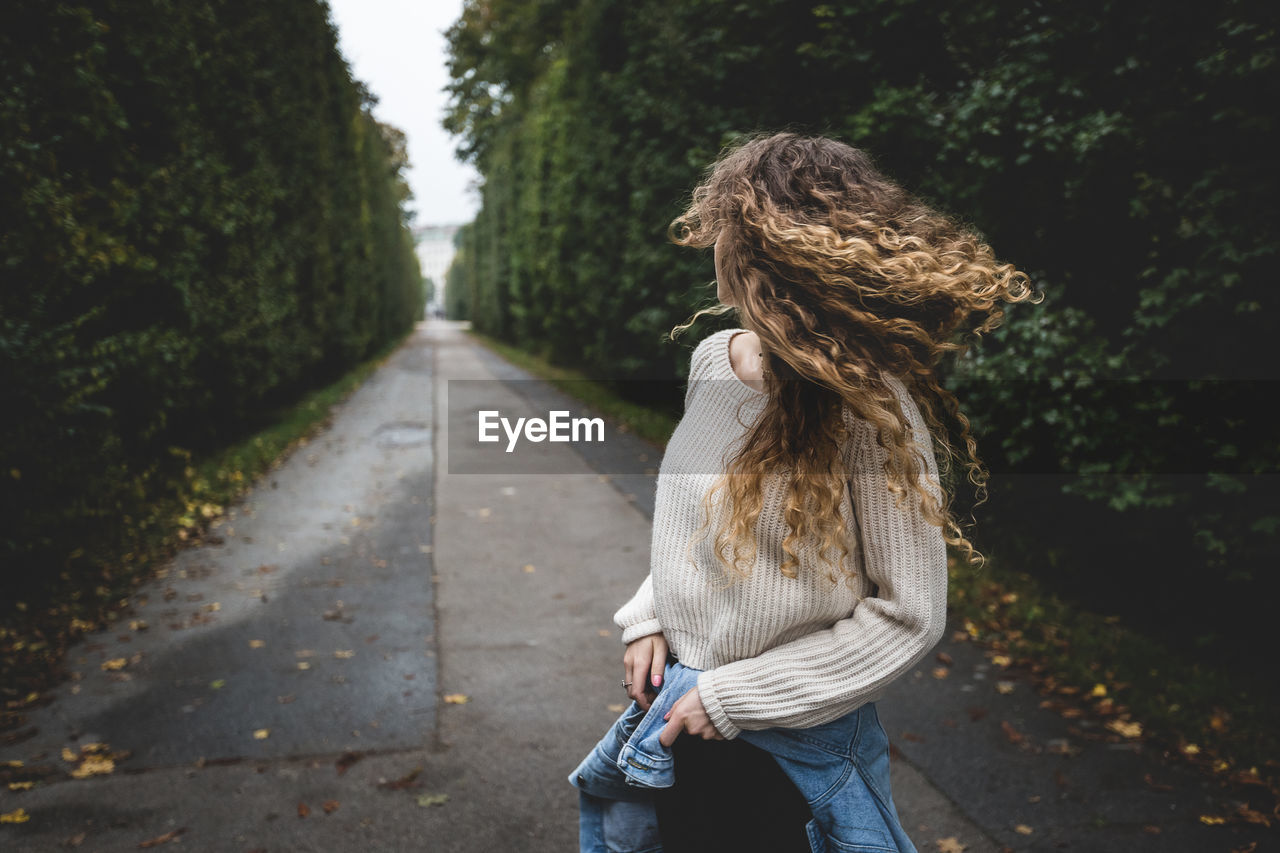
[{"xmin": 0, "ymin": 320, "xmax": 1270, "ymax": 852}]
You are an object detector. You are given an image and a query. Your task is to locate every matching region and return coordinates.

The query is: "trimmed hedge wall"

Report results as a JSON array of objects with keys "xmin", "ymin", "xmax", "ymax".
[
  {"xmin": 442, "ymin": 0, "xmax": 1278, "ymax": 667},
  {"xmin": 0, "ymin": 0, "xmax": 424, "ymax": 603}
]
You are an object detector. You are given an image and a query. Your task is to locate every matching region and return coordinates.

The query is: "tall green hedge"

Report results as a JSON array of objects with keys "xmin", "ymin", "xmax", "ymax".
[
  {"xmin": 443, "ymin": 0, "xmax": 1278, "ymax": 667},
  {"xmin": 0, "ymin": 0, "xmax": 424, "ymax": 603}
]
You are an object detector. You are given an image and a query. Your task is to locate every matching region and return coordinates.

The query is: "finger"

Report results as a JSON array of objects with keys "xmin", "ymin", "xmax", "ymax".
[
  {"xmin": 627, "ymin": 654, "xmax": 649, "ymax": 705},
  {"xmin": 659, "ymin": 715, "xmax": 684, "ymax": 749},
  {"xmin": 648, "ymin": 641, "xmax": 666, "ymax": 691}
]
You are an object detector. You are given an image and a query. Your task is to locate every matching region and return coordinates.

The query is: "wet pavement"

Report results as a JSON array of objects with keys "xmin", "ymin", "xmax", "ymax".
[{"xmin": 0, "ymin": 320, "xmax": 1271, "ymax": 852}]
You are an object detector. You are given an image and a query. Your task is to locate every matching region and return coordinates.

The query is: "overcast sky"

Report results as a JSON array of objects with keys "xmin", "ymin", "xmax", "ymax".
[{"xmin": 327, "ymin": 0, "xmax": 480, "ymax": 228}]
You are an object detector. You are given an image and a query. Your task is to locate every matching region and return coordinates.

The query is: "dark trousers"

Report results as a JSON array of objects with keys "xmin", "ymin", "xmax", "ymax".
[{"xmin": 653, "ymin": 731, "xmax": 813, "ymax": 852}]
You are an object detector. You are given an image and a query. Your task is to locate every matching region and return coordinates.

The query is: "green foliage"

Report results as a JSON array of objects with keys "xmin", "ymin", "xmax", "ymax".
[
  {"xmin": 0, "ymin": 0, "xmax": 423, "ymax": 606},
  {"xmin": 441, "ymin": 0, "xmax": 1279, "ymax": 662}
]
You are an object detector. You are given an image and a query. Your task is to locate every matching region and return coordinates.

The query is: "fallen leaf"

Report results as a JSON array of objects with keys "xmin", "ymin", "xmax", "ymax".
[
  {"xmin": 1235, "ymin": 803, "xmax": 1271, "ymax": 827},
  {"xmin": 1027, "ymin": 795, "xmax": 1041, "ymax": 803},
  {"xmin": 62, "ymin": 748, "xmax": 77, "ymax": 762},
  {"xmin": 1013, "ymin": 824, "xmax": 1033, "ymax": 835},
  {"xmin": 297, "ymin": 662, "xmax": 311, "ymax": 671},
  {"xmin": 598, "ymin": 629, "xmax": 612, "ymax": 637},
  {"xmin": 1142, "ymin": 825, "xmax": 1161, "ymax": 835},
  {"xmin": 336, "ymin": 751, "xmax": 363, "ymax": 776},
  {"xmin": 297, "ymin": 802, "xmax": 310, "ymax": 818},
  {"xmin": 378, "ymin": 766, "xmax": 423, "ymax": 790},
  {"xmin": 1105, "ymin": 719, "xmax": 1143, "ymax": 738},
  {"xmin": 70, "ymin": 757, "xmax": 115, "ymax": 778},
  {"xmin": 334, "ymin": 650, "xmax": 355, "ymax": 659},
  {"xmin": 606, "ymin": 703, "xmax": 626, "ymax": 713},
  {"xmin": 522, "ymin": 564, "xmax": 536, "ymax": 573},
  {"xmin": 101, "ymin": 658, "xmax": 127, "ymax": 671},
  {"xmin": 1182, "ymin": 743, "xmax": 1200, "ymax": 755},
  {"xmin": 249, "ymin": 640, "xmax": 265, "ymax": 649},
  {"xmin": 936, "ymin": 838, "xmax": 966, "ymax": 853},
  {"xmin": 1000, "ymin": 721, "xmax": 1026, "ymax": 746},
  {"xmin": 443, "ymin": 694, "xmax": 469, "ymax": 704},
  {"xmin": 1088, "ymin": 683, "xmax": 1107, "ymax": 698},
  {"xmin": 995, "ymin": 681, "xmax": 1015, "ymax": 694},
  {"xmin": 253, "ymin": 729, "xmax": 270, "ymax": 740},
  {"xmin": 990, "ymin": 655, "xmax": 1011, "ymax": 667},
  {"xmin": 1199, "ymin": 814, "xmax": 1226, "ymax": 825},
  {"xmin": 1, "ymin": 808, "xmax": 30, "ymax": 824},
  {"xmin": 931, "ymin": 667, "xmax": 949, "ymax": 679},
  {"xmin": 8, "ymin": 781, "xmax": 34, "ymax": 791},
  {"xmin": 322, "ymin": 800, "xmax": 340, "ymax": 815},
  {"xmin": 417, "ymin": 793, "xmax": 449, "ymax": 807},
  {"xmin": 129, "ymin": 620, "xmax": 149, "ymax": 631},
  {"xmin": 138, "ymin": 828, "xmax": 186, "ymax": 848},
  {"xmin": 935, "ymin": 652, "xmax": 953, "ymax": 666},
  {"xmin": 210, "ymin": 679, "xmax": 226, "ymax": 690}
]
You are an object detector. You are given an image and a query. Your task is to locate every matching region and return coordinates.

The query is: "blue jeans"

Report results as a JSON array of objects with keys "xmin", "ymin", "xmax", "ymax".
[{"xmin": 570, "ymin": 660, "xmax": 918, "ymax": 853}]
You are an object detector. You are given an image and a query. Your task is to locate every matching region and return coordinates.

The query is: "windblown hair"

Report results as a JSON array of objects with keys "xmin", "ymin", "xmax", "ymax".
[{"xmin": 668, "ymin": 132, "xmax": 1039, "ymax": 582}]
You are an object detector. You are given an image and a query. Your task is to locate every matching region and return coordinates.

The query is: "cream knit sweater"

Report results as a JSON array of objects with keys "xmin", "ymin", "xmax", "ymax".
[{"xmin": 614, "ymin": 328, "xmax": 948, "ymax": 740}]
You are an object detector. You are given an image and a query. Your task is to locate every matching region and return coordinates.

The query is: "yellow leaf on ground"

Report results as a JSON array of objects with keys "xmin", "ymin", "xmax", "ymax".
[
  {"xmin": 1088, "ymin": 683, "xmax": 1107, "ymax": 698},
  {"xmin": 443, "ymin": 693, "xmax": 469, "ymax": 704},
  {"xmin": 1, "ymin": 808, "xmax": 30, "ymax": 824},
  {"xmin": 417, "ymin": 793, "xmax": 449, "ymax": 807},
  {"xmin": 1105, "ymin": 718, "xmax": 1143, "ymax": 738},
  {"xmin": 1182, "ymin": 743, "xmax": 1200, "ymax": 755},
  {"xmin": 995, "ymin": 681, "xmax": 1015, "ymax": 694},
  {"xmin": 249, "ymin": 640, "xmax": 265, "ymax": 649},
  {"xmin": 297, "ymin": 662, "xmax": 311, "ymax": 670},
  {"xmin": 8, "ymin": 781, "xmax": 34, "ymax": 791},
  {"xmin": 253, "ymin": 729, "xmax": 270, "ymax": 740},
  {"xmin": 334, "ymin": 650, "xmax": 355, "ymax": 659},
  {"xmin": 607, "ymin": 703, "xmax": 626, "ymax": 713},
  {"xmin": 990, "ymin": 655, "xmax": 1011, "ymax": 667},
  {"xmin": 1198, "ymin": 814, "xmax": 1226, "ymax": 825},
  {"xmin": 936, "ymin": 838, "xmax": 966, "ymax": 853},
  {"xmin": 1014, "ymin": 824, "xmax": 1033, "ymax": 835},
  {"xmin": 101, "ymin": 658, "xmax": 127, "ymax": 671},
  {"xmin": 931, "ymin": 667, "xmax": 949, "ymax": 679},
  {"xmin": 61, "ymin": 748, "xmax": 77, "ymax": 763},
  {"xmin": 70, "ymin": 757, "xmax": 114, "ymax": 778}
]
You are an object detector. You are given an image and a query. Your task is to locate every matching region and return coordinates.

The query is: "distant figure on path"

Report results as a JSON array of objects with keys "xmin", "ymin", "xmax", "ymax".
[{"xmin": 576, "ymin": 132, "xmax": 1038, "ymax": 852}]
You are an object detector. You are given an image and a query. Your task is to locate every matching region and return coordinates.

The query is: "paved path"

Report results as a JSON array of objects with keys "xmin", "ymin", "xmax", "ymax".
[{"xmin": 0, "ymin": 320, "xmax": 1270, "ymax": 852}]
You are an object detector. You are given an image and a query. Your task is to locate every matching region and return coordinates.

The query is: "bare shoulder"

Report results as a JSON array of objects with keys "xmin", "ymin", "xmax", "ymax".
[{"xmin": 726, "ymin": 329, "xmax": 759, "ymax": 368}]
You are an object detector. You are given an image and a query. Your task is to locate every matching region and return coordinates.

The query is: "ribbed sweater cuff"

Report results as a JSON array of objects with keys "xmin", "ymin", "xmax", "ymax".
[
  {"xmin": 619, "ymin": 618, "xmax": 663, "ymax": 645},
  {"xmin": 696, "ymin": 670, "xmax": 741, "ymax": 740}
]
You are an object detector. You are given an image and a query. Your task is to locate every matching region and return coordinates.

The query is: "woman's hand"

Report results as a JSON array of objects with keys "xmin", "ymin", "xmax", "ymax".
[
  {"xmin": 659, "ymin": 686, "xmax": 725, "ymax": 747},
  {"xmin": 623, "ymin": 632, "xmax": 668, "ymax": 710}
]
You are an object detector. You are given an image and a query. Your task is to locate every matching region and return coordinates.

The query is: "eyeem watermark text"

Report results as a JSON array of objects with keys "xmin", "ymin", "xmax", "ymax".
[{"xmin": 478, "ymin": 410, "xmax": 605, "ymax": 452}]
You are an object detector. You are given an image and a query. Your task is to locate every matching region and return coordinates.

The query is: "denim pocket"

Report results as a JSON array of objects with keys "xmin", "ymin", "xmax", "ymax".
[{"xmin": 805, "ymin": 818, "xmax": 896, "ymax": 853}]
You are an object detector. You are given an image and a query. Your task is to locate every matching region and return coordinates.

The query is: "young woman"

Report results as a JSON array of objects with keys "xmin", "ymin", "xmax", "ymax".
[{"xmin": 602, "ymin": 132, "xmax": 1036, "ymax": 852}]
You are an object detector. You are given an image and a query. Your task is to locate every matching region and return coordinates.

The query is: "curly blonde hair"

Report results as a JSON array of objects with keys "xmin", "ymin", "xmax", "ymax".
[{"xmin": 668, "ymin": 132, "xmax": 1039, "ymax": 582}]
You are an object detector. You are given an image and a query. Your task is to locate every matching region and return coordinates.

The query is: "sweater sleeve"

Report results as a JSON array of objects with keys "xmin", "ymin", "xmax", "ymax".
[
  {"xmin": 613, "ymin": 573, "xmax": 663, "ymax": 643},
  {"xmin": 696, "ymin": 374, "xmax": 949, "ymax": 739}
]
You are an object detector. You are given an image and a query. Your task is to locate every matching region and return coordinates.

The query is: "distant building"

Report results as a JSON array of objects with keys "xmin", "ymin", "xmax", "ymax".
[{"xmin": 412, "ymin": 224, "xmax": 461, "ymax": 316}]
